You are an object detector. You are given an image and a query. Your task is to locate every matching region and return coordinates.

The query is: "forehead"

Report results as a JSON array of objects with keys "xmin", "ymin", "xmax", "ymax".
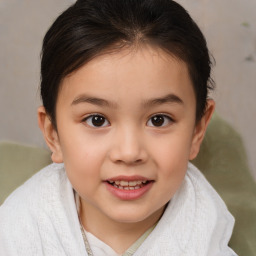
[{"xmin": 58, "ymin": 46, "xmax": 195, "ymax": 110}]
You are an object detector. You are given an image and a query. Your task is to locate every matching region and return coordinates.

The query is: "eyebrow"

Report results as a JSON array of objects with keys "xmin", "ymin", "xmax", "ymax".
[
  {"xmin": 142, "ymin": 93, "xmax": 184, "ymax": 108},
  {"xmin": 71, "ymin": 94, "xmax": 117, "ymax": 108},
  {"xmin": 71, "ymin": 93, "xmax": 183, "ymax": 108}
]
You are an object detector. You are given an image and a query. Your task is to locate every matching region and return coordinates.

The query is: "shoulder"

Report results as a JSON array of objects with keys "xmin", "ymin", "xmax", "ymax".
[
  {"xmin": 0, "ymin": 163, "xmax": 82, "ymax": 255},
  {"xmin": 1, "ymin": 163, "xmax": 66, "ymax": 209},
  {"xmin": 0, "ymin": 162, "xmax": 67, "ymax": 218},
  {"xmin": 186, "ymin": 162, "xmax": 231, "ymax": 214},
  {"xmin": 0, "ymin": 163, "xmax": 85, "ymax": 255},
  {"xmin": 185, "ymin": 162, "xmax": 235, "ymax": 227},
  {"xmin": 0, "ymin": 164, "xmax": 67, "ymax": 250},
  {"xmin": 185, "ymin": 163, "xmax": 237, "ymax": 255},
  {"xmin": 149, "ymin": 163, "xmax": 236, "ymax": 255}
]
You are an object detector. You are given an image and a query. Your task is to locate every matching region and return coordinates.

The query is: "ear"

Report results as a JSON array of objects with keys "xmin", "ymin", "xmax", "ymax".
[
  {"xmin": 189, "ymin": 99, "xmax": 215, "ymax": 160},
  {"xmin": 37, "ymin": 106, "xmax": 63, "ymax": 163}
]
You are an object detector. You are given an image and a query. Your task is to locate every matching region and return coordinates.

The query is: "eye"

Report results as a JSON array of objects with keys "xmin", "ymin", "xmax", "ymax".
[
  {"xmin": 83, "ymin": 114, "xmax": 110, "ymax": 128},
  {"xmin": 147, "ymin": 114, "xmax": 173, "ymax": 127}
]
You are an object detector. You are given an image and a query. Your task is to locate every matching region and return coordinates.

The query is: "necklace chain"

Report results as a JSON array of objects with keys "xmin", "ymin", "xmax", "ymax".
[
  {"xmin": 79, "ymin": 218, "xmax": 94, "ymax": 256},
  {"xmin": 75, "ymin": 191, "xmax": 94, "ymax": 256}
]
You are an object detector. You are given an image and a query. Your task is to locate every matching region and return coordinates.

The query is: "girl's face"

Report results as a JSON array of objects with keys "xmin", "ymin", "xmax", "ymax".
[{"xmin": 39, "ymin": 46, "xmax": 212, "ymax": 233}]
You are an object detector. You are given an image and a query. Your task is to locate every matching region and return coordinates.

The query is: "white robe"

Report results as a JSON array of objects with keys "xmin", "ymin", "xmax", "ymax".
[{"xmin": 0, "ymin": 163, "xmax": 237, "ymax": 256}]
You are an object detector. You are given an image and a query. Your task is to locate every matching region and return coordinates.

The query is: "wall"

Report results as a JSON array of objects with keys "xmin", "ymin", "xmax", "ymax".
[
  {"xmin": 1, "ymin": 0, "xmax": 256, "ymax": 179},
  {"xmin": 178, "ymin": 0, "xmax": 256, "ymax": 179},
  {"xmin": 0, "ymin": 0, "xmax": 73, "ymax": 147}
]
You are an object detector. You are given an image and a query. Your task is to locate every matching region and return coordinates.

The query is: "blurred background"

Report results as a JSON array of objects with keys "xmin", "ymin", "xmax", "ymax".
[{"xmin": 0, "ymin": 0, "xmax": 256, "ymax": 180}]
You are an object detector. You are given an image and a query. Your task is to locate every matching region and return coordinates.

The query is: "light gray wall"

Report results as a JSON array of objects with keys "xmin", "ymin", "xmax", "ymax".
[
  {"xmin": 1, "ymin": 0, "xmax": 256, "ymax": 179},
  {"xmin": 178, "ymin": 0, "xmax": 256, "ymax": 179},
  {"xmin": 0, "ymin": 0, "xmax": 74, "ymax": 147}
]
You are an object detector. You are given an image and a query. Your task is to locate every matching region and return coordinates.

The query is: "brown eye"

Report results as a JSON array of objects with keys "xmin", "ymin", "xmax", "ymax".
[
  {"xmin": 84, "ymin": 115, "xmax": 109, "ymax": 127},
  {"xmin": 147, "ymin": 114, "xmax": 173, "ymax": 127}
]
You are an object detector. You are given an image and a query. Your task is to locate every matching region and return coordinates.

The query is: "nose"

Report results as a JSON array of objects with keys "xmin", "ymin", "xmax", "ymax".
[{"xmin": 108, "ymin": 126, "xmax": 148, "ymax": 165}]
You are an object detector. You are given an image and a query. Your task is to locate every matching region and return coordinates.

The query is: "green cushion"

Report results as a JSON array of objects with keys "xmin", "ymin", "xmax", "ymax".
[
  {"xmin": 192, "ymin": 114, "xmax": 256, "ymax": 256},
  {"xmin": 0, "ymin": 141, "xmax": 52, "ymax": 204}
]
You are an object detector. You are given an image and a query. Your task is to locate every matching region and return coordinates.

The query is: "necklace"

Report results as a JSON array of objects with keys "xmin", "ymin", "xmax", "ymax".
[
  {"xmin": 79, "ymin": 217, "xmax": 94, "ymax": 256},
  {"xmin": 75, "ymin": 191, "xmax": 146, "ymax": 256},
  {"xmin": 75, "ymin": 191, "xmax": 94, "ymax": 256}
]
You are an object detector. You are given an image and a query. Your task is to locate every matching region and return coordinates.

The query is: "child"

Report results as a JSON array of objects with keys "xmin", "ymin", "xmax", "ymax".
[{"xmin": 0, "ymin": 0, "xmax": 237, "ymax": 255}]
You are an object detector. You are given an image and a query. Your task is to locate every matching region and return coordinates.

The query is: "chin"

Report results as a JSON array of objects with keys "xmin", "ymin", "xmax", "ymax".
[{"xmin": 107, "ymin": 205, "xmax": 164, "ymax": 224}]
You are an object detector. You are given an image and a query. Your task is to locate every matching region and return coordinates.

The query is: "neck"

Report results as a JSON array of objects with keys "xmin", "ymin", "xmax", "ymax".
[{"xmin": 79, "ymin": 199, "xmax": 165, "ymax": 254}]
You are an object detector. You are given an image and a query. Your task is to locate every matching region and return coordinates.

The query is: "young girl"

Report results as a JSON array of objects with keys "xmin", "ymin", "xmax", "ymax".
[{"xmin": 0, "ymin": 0, "xmax": 237, "ymax": 255}]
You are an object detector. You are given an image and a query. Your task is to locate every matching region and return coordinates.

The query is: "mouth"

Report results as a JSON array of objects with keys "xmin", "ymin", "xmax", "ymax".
[
  {"xmin": 104, "ymin": 176, "xmax": 154, "ymax": 200},
  {"xmin": 107, "ymin": 180, "xmax": 151, "ymax": 190}
]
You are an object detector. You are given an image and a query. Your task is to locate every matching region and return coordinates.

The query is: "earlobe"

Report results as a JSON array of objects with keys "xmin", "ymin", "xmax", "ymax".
[
  {"xmin": 189, "ymin": 100, "xmax": 215, "ymax": 160},
  {"xmin": 37, "ymin": 106, "xmax": 63, "ymax": 163}
]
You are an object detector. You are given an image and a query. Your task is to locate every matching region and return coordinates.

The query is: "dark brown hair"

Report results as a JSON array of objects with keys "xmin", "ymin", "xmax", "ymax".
[{"xmin": 40, "ymin": 0, "xmax": 214, "ymax": 129}]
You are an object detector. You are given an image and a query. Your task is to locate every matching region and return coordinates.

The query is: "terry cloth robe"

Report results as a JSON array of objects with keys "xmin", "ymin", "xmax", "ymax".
[{"xmin": 0, "ymin": 163, "xmax": 237, "ymax": 256}]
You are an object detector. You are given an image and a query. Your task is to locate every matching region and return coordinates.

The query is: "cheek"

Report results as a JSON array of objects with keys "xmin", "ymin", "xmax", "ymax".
[
  {"xmin": 152, "ymin": 132, "xmax": 193, "ymax": 170},
  {"xmin": 62, "ymin": 144, "xmax": 104, "ymax": 196},
  {"xmin": 150, "ymin": 131, "xmax": 193, "ymax": 195},
  {"xmin": 158, "ymin": 150, "xmax": 188, "ymax": 189},
  {"xmin": 154, "ymin": 147, "xmax": 188, "ymax": 201},
  {"xmin": 59, "ymin": 124, "xmax": 103, "ymax": 163},
  {"xmin": 59, "ymin": 132, "xmax": 108, "ymax": 185}
]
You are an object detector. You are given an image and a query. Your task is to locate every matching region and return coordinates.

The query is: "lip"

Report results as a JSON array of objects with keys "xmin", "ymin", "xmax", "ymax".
[{"xmin": 104, "ymin": 176, "xmax": 154, "ymax": 201}]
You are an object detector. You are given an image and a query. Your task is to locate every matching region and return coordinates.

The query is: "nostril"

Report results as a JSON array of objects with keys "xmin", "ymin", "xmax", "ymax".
[{"xmin": 134, "ymin": 159, "xmax": 143, "ymax": 163}]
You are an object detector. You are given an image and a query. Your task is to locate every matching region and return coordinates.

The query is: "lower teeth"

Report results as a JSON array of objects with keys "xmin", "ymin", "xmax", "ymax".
[{"xmin": 113, "ymin": 184, "xmax": 142, "ymax": 190}]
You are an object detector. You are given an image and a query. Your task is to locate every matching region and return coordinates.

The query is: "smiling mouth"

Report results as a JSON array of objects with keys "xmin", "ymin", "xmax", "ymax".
[{"xmin": 107, "ymin": 180, "xmax": 151, "ymax": 190}]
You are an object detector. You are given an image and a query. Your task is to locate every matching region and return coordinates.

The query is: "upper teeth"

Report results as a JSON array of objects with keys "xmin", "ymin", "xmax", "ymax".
[{"xmin": 108, "ymin": 180, "xmax": 147, "ymax": 186}]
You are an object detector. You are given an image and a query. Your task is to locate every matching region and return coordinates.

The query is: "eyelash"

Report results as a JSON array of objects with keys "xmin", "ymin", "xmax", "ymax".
[
  {"xmin": 82, "ymin": 113, "xmax": 174, "ymax": 128},
  {"xmin": 82, "ymin": 114, "xmax": 110, "ymax": 128},
  {"xmin": 146, "ymin": 114, "xmax": 174, "ymax": 127}
]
